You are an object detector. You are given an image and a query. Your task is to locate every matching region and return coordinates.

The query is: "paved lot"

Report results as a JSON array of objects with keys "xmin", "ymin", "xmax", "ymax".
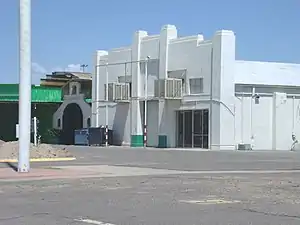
[
  {"xmin": 38, "ymin": 146, "xmax": 300, "ymax": 171},
  {"xmin": 1, "ymin": 147, "xmax": 300, "ymax": 224}
]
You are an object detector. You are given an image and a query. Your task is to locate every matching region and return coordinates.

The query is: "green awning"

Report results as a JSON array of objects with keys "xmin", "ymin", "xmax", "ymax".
[{"xmin": 0, "ymin": 84, "xmax": 63, "ymax": 103}]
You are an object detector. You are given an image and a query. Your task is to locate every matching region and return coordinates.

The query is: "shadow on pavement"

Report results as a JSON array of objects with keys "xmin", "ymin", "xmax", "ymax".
[{"xmin": 1, "ymin": 162, "xmax": 18, "ymax": 172}]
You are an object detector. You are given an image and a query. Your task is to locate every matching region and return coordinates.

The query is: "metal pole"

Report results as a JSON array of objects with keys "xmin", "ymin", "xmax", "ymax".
[
  {"xmin": 292, "ymin": 96, "xmax": 295, "ymax": 134},
  {"xmin": 241, "ymin": 92, "xmax": 244, "ymax": 144},
  {"xmin": 143, "ymin": 57, "xmax": 149, "ymax": 147},
  {"xmin": 250, "ymin": 87, "xmax": 255, "ymax": 149},
  {"xmin": 105, "ymin": 63, "xmax": 109, "ymax": 147},
  {"xmin": 18, "ymin": 0, "xmax": 31, "ymax": 173},
  {"xmin": 95, "ymin": 59, "xmax": 147, "ymax": 69},
  {"xmin": 33, "ymin": 117, "xmax": 37, "ymax": 146},
  {"xmin": 209, "ymin": 48, "xmax": 213, "ymax": 150}
]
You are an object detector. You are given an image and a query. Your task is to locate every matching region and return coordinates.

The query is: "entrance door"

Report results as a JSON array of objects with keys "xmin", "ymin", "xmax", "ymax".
[
  {"xmin": 176, "ymin": 111, "xmax": 184, "ymax": 147},
  {"xmin": 62, "ymin": 103, "xmax": 83, "ymax": 145},
  {"xmin": 193, "ymin": 109, "xmax": 209, "ymax": 148},
  {"xmin": 184, "ymin": 111, "xmax": 193, "ymax": 147},
  {"xmin": 176, "ymin": 109, "xmax": 209, "ymax": 148}
]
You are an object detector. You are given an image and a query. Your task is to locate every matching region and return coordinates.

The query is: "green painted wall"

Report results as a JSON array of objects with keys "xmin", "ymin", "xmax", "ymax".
[{"xmin": 0, "ymin": 103, "xmax": 60, "ymax": 143}]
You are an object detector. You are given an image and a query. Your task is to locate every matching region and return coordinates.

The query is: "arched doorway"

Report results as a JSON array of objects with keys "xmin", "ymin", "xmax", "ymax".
[{"xmin": 62, "ymin": 103, "xmax": 83, "ymax": 145}]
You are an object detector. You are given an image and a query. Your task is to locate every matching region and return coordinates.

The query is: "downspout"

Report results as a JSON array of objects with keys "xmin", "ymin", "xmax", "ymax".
[{"xmin": 209, "ymin": 47, "xmax": 213, "ymax": 150}]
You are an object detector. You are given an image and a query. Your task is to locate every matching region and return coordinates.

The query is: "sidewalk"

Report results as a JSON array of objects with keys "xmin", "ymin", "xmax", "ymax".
[
  {"xmin": 0, "ymin": 165, "xmax": 108, "ymax": 182},
  {"xmin": 0, "ymin": 165, "xmax": 190, "ymax": 182}
]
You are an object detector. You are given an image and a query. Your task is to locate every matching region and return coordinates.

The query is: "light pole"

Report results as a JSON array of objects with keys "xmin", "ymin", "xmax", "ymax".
[
  {"xmin": 80, "ymin": 64, "xmax": 88, "ymax": 72},
  {"xmin": 18, "ymin": 0, "xmax": 31, "ymax": 173}
]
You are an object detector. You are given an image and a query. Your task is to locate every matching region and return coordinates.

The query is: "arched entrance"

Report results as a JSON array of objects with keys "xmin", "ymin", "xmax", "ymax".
[{"xmin": 62, "ymin": 103, "xmax": 83, "ymax": 145}]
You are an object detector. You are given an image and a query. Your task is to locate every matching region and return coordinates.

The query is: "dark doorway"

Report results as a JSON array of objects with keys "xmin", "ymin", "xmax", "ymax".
[
  {"xmin": 62, "ymin": 103, "xmax": 83, "ymax": 145},
  {"xmin": 176, "ymin": 109, "xmax": 209, "ymax": 148}
]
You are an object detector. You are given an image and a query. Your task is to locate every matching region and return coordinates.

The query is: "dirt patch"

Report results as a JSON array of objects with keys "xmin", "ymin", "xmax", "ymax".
[
  {"xmin": 0, "ymin": 141, "xmax": 73, "ymax": 159},
  {"xmin": 0, "ymin": 140, "xmax": 5, "ymax": 146}
]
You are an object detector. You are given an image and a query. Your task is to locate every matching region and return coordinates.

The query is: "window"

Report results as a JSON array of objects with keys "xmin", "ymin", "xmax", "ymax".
[
  {"xmin": 140, "ymin": 59, "xmax": 159, "ymax": 76},
  {"xmin": 189, "ymin": 78, "xmax": 203, "ymax": 94},
  {"xmin": 71, "ymin": 85, "xmax": 77, "ymax": 95},
  {"xmin": 57, "ymin": 118, "xmax": 61, "ymax": 128},
  {"xmin": 87, "ymin": 118, "xmax": 91, "ymax": 127}
]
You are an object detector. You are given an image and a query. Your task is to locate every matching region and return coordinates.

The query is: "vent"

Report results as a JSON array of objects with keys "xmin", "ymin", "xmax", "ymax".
[
  {"xmin": 154, "ymin": 78, "xmax": 182, "ymax": 99},
  {"xmin": 104, "ymin": 83, "xmax": 131, "ymax": 102}
]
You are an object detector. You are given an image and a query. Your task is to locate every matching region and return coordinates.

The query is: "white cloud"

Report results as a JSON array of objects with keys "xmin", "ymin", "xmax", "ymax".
[
  {"xmin": 32, "ymin": 62, "xmax": 47, "ymax": 74},
  {"xmin": 47, "ymin": 64, "xmax": 83, "ymax": 73},
  {"xmin": 64, "ymin": 64, "xmax": 82, "ymax": 72},
  {"xmin": 31, "ymin": 62, "xmax": 47, "ymax": 84}
]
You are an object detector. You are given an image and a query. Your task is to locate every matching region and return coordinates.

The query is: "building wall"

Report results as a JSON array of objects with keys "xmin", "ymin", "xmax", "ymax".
[
  {"xmin": 53, "ymin": 95, "xmax": 91, "ymax": 129},
  {"xmin": 234, "ymin": 83, "xmax": 300, "ymax": 150},
  {"xmin": 0, "ymin": 103, "xmax": 60, "ymax": 143},
  {"xmin": 234, "ymin": 60, "xmax": 300, "ymax": 150},
  {"xmin": 93, "ymin": 47, "xmax": 132, "ymax": 145},
  {"xmin": 92, "ymin": 24, "xmax": 237, "ymax": 148}
]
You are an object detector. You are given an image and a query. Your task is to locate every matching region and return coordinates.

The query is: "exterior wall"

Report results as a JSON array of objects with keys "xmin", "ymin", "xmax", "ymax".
[
  {"xmin": 92, "ymin": 24, "xmax": 237, "ymax": 148},
  {"xmin": 92, "ymin": 24, "xmax": 300, "ymax": 149},
  {"xmin": 93, "ymin": 48, "xmax": 132, "ymax": 145},
  {"xmin": 53, "ymin": 94, "xmax": 91, "ymax": 129},
  {"xmin": 167, "ymin": 29, "xmax": 236, "ymax": 149},
  {"xmin": 234, "ymin": 84, "xmax": 300, "ymax": 150},
  {"xmin": 234, "ymin": 60, "xmax": 300, "ymax": 150}
]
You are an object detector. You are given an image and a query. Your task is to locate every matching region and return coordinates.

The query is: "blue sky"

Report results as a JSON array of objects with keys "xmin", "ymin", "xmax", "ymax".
[{"xmin": 1, "ymin": 0, "xmax": 299, "ymax": 84}]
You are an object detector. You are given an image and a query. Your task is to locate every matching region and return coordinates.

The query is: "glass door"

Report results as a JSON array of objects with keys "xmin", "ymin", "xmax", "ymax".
[
  {"xmin": 192, "ymin": 109, "xmax": 209, "ymax": 149},
  {"xmin": 184, "ymin": 111, "xmax": 192, "ymax": 147},
  {"xmin": 176, "ymin": 111, "xmax": 184, "ymax": 147},
  {"xmin": 176, "ymin": 110, "xmax": 209, "ymax": 149},
  {"xmin": 193, "ymin": 110, "xmax": 203, "ymax": 148}
]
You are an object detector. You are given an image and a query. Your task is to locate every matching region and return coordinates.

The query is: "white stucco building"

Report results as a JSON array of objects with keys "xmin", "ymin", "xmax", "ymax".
[{"xmin": 92, "ymin": 24, "xmax": 300, "ymax": 150}]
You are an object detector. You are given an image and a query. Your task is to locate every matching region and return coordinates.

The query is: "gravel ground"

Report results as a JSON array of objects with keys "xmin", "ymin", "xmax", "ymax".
[{"xmin": 0, "ymin": 141, "xmax": 73, "ymax": 159}]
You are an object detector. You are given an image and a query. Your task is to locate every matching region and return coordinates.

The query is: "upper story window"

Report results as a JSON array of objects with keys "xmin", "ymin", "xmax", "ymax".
[
  {"xmin": 189, "ymin": 78, "xmax": 203, "ymax": 94},
  {"xmin": 71, "ymin": 85, "xmax": 77, "ymax": 95}
]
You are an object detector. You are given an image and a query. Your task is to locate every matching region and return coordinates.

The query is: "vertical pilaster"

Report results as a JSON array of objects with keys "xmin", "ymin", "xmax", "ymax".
[
  {"xmin": 92, "ymin": 50, "xmax": 108, "ymax": 127},
  {"xmin": 131, "ymin": 31, "xmax": 148, "ymax": 147},
  {"xmin": 212, "ymin": 30, "xmax": 236, "ymax": 150},
  {"xmin": 157, "ymin": 25, "xmax": 177, "ymax": 148}
]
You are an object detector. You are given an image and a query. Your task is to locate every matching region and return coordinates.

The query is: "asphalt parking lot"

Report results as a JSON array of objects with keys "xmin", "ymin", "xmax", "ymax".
[
  {"xmin": 1, "ymin": 147, "xmax": 300, "ymax": 225},
  {"xmin": 39, "ymin": 146, "xmax": 300, "ymax": 171}
]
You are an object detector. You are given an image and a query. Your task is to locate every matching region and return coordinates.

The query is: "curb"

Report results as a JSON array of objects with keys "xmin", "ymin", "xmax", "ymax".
[{"xmin": 0, "ymin": 157, "xmax": 76, "ymax": 163}]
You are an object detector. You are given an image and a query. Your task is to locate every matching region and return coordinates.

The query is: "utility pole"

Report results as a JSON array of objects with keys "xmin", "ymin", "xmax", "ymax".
[
  {"xmin": 18, "ymin": 0, "xmax": 31, "ymax": 173},
  {"xmin": 80, "ymin": 64, "xmax": 88, "ymax": 72}
]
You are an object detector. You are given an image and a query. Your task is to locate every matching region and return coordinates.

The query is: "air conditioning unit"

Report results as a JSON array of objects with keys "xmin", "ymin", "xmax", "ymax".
[
  {"xmin": 114, "ymin": 83, "xmax": 130, "ymax": 102},
  {"xmin": 105, "ymin": 82, "xmax": 131, "ymax": 102},
  {"xmin": 154, "ymin": 78, "xmax": 182, "ymax": 99}
]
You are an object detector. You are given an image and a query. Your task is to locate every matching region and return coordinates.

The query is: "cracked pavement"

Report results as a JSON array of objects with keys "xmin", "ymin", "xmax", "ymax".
[{"xmin": 1, "ymin": 147, "xmax": 300, "ymax": 224}]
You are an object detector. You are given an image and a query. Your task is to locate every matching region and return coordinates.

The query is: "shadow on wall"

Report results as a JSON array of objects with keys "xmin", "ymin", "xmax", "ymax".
[
  {"xmin": 61, "ymin": 103, "xmax": 83, "ymax": 145},
  {"xmin": 112, "ymin": 103, "xmax": 129, "ymax": 145}
]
